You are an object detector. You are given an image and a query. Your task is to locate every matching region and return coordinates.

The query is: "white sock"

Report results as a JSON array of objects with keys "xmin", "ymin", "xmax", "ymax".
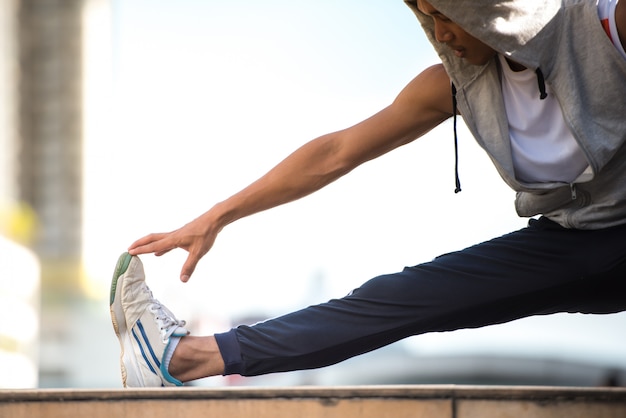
[{"xmin": 163, "ymin": 336, "xmax": 181, "ymax": 372}]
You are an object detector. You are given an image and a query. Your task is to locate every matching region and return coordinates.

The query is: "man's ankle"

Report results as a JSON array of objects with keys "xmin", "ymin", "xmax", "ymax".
[{"xmin": 167, "ymin": 336, "xmax": 225, "ymax": 382}]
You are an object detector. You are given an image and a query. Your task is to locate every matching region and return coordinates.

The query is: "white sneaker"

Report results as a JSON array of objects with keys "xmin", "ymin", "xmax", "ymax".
[{"xmin": 109, "ymin": 252, "xmax": 189, "ymax": 387}]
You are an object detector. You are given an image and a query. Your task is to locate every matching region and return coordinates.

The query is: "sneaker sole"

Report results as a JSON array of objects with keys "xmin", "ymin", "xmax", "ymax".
[{"xmin": 110, "ymin": 252, "xmax": 133, "ymax": 387}]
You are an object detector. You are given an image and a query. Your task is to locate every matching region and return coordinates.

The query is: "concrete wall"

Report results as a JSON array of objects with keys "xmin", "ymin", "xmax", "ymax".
[{"xmin": 2, "ymin": 386, "xmax": 626, "ymax": 418}]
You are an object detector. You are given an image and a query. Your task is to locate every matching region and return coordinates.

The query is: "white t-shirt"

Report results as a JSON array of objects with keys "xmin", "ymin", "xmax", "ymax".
[
  {"xmin": 499, "ymin": 55, "xmax": 589, "ymax": 184},
  {"xmin": 501, "ymin": 0, "xmax": 624, "ymax": 184}
]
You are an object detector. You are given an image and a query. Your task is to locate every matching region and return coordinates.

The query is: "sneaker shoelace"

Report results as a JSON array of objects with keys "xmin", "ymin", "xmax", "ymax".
[{"xmin": 143, "ymin": 285, "xmax": 187, "ymax": 343}]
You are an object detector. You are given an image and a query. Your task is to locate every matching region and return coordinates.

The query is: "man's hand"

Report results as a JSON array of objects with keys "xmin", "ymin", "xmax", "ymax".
[{"xmin": 128, "ymin": 211, "xmax": 219, "ymax": 282}]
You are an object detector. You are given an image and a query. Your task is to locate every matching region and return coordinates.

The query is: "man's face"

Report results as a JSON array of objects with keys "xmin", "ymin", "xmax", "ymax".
[{"xmin": 417, "ymin": 0, "xmax": 496, "ymax": 66}]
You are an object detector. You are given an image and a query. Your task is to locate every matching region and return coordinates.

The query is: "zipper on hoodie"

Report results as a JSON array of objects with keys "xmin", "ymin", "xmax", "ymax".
[{"xmin": 570, "ymin": 183, "xmax": 577, "ymax": 200}]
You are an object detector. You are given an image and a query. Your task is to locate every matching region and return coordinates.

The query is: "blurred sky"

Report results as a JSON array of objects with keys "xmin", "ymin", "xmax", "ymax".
[{"xmin": 81, "ymin": 0, "xmax": 626, "ymax": 368}]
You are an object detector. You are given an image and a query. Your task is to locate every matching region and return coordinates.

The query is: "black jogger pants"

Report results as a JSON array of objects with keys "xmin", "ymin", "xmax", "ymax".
[{"xmin": 215, "ymin": 216, "xmax": 626, "ymax": 376}]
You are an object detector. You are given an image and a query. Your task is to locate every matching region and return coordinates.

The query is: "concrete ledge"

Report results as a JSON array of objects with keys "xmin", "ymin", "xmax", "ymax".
[{"xmin": 2, "ymin": 385, "xmax": 626, "ymax": 418}]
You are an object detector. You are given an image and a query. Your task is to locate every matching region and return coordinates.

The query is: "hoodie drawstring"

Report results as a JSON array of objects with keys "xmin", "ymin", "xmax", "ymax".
[
  {"xmin": 450, "ymin": 68, "xmax": 546, "ymax": 194},
  {"xmin": 451, "ymin": 83, "xmax": 462, "ymax": 193}
]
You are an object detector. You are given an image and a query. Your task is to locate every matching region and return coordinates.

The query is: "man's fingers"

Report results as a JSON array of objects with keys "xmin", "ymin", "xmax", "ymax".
[
  {"xmin": 180, "ymin": 255, "xmax": 200, "ymax": 283},
  {"xmin": 128, "ymin": 233, "xmax": 173, "ymax": 255},
  {"xmin": 128, "ymin": 225, "xmax": 212, "ymax": 282}
]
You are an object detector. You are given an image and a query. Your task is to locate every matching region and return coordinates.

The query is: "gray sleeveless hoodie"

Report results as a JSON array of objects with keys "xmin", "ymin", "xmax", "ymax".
[{"xmin": 404, "ymin": 0, "xmax": 626, "ymax": 229}]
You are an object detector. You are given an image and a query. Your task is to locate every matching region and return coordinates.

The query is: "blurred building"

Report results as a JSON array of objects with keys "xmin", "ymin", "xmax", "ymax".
[
  {"xmin": 0, "ymin": 0, "xmax": 121, "ymax": 388},
  {"xmin": 1, "ymin": 0, "xmax": 100, "ymax": 388},
  {"xmin": 0, "ymin": 0, "xmax": 40, "ymax": 389},
  {"xmin": 17, "ymin": 0, "xmax": 83, "ymax": 281}
]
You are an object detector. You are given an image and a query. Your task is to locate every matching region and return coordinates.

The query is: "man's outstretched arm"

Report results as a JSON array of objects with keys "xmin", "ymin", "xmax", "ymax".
[{"xmin": 128, "ymin": 64, "xmax": 454, "ymax": 282}]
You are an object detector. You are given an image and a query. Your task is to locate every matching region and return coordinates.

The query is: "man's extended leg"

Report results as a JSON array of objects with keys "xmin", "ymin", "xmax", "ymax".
[{"xmin": 211, "ymin": 217, "xmax": 626, "ymax": 377}]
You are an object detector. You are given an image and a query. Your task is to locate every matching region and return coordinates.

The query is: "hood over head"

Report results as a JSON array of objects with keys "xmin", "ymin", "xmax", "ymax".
[{"xmin": 404, "ymin": 0, "xmax": 561, "ymax": 88}]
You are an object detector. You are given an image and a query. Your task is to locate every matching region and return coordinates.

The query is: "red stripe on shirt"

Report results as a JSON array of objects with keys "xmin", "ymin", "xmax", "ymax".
[{"xmin": 601, "ymin": 18, "xmax": 614, "ymax": 42}]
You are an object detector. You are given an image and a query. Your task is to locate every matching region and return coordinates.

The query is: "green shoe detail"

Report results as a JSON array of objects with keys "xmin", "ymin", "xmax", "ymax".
[{"xmin": 110, "ymin": 252, "xmax": 132, "ymax": 305}]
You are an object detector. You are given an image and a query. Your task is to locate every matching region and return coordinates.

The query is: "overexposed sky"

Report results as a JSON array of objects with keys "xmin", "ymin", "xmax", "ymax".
[{"xmin": 82, "ymin": 1, "xmax": 626, "ymax": 373}]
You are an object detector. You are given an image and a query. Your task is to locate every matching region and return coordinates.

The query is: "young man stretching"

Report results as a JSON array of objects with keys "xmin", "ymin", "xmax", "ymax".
[{"xmin": 110, "ymin": 0, "xmax": 626, "ymax": 387}]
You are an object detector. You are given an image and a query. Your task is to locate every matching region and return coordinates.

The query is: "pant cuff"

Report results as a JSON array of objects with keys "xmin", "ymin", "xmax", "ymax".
[{"xmin": 214, "ymin": 329, "xmax": 245, "ymax": 376}]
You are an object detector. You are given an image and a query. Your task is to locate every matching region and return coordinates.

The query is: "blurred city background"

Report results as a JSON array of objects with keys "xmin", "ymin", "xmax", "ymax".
[{"xmin": 1, "ymin": 0, "xmax": 625, "ymax": 389}]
